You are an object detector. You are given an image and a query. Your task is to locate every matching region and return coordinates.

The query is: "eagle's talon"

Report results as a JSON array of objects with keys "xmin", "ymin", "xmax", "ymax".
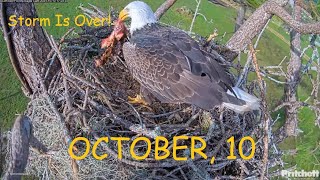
[{"xmin": 128, "ymin": 94, "xmax": 149, "ymax": 106}]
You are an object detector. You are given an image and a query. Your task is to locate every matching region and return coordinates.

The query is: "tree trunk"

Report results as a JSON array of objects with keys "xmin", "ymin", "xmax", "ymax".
[
  {"xmin": 284, "ymin": 0, "xmax": 302, "ymax": 136},
  {"xmin": 0, "ymin": 2, "xmax": 60, "ymax": 95}
]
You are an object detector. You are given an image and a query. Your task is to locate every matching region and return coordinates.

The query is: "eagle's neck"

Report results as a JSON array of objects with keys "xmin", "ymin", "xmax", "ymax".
[{"xmin": 130, "ymin": 13, "xmax": 157, "ymax": 34}]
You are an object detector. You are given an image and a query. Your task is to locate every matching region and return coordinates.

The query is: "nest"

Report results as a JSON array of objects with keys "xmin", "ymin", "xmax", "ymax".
[{"xmin": 6, "ymin": 6, "xmax": 272, "ymax": 180}]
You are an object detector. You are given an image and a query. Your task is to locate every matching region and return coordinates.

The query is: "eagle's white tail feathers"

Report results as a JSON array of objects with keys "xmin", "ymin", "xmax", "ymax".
[{"xmin": 223, "ymin": 87, "xmax": 260, "ymax": 114}]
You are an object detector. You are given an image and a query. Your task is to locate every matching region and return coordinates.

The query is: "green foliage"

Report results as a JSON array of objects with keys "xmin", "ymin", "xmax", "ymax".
[
  {"xmin": 35, "ymin": 0, "xmax": 237, "ymax": 39},
  {"xmin": 245, "ymin": 0, "xmax": 265, "ymax": 8},
  {"xmin": 0, "ymin": 33, "xmax": 28, "ymax": 130}
]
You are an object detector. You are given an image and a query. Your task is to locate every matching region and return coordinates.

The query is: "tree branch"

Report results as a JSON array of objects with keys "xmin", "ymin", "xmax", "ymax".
[
  {"xmin": 154, "ymin": 0, "xmax": 177, "ymax": 20},
  {"xmin": 189, "ymin": 0, "xmax": 201, "ymax": 34},
  {"xmin": 284, "ymin": 1, "xmax": 302, "ymax": 136},
  {"xmin": 227, "ymin": 0, "xmax": 320, "ymax": 52},
  {"xmin": 269, "ymin": 1, "xmax": 320, "ymax": 34},
  {"xmin": 249, "ymin": 44, "xmax": 272, "ymax": 180}
]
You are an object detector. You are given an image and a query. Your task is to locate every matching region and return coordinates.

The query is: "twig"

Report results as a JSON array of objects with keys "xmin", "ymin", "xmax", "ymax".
[
  {"xmin": 189, "ymin": 0, "xmax": 201, "ymax": 34},
  {"xmin": 236, "ymin": 19, "xmax": 270, "ymax": 87},
  {"xmin": 249, "ymin": 44, "xmax": 271, "ymax": 180}
]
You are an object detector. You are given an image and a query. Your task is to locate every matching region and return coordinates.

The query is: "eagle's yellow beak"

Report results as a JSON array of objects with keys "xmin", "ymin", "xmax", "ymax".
[{"xmin": 119, "ymin": 9, "xmax": 129, "ymax": 21}]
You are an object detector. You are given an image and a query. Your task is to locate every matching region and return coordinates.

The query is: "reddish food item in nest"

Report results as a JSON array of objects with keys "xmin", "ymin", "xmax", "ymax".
[
  {"xmin": 96, "ymin": 19, "xmax": 127, "ymax": 67},
  {"xmin": 100, "ymin": 19, "xmax": 127, "ymax": 49}
]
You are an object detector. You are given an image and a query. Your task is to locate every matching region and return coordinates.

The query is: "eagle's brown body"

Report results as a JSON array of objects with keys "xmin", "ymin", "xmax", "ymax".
[{"xmin": 123, "ymin": 23, "xmax": 245, "ymax": 110}]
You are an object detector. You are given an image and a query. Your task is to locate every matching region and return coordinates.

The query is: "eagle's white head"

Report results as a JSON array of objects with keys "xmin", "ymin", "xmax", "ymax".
[{"xmin": 119, "ymin": 1, "xmax": 157, "ymax": 33}]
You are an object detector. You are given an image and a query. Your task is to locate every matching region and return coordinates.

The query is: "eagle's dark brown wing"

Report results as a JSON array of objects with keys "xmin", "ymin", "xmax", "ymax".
[
  {"xmin": 140, "ymin": 24, "xmax": 234, "ymax": 90},
  {"xmin": 123, "ymin": 24, "xmax": 244, "ymax": 110}
]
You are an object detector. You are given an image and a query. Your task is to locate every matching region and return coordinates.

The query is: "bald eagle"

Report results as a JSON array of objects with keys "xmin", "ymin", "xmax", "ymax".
[{"xmin": 113, "ymin": 1, "xmax": 259, "ymax": 114}]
